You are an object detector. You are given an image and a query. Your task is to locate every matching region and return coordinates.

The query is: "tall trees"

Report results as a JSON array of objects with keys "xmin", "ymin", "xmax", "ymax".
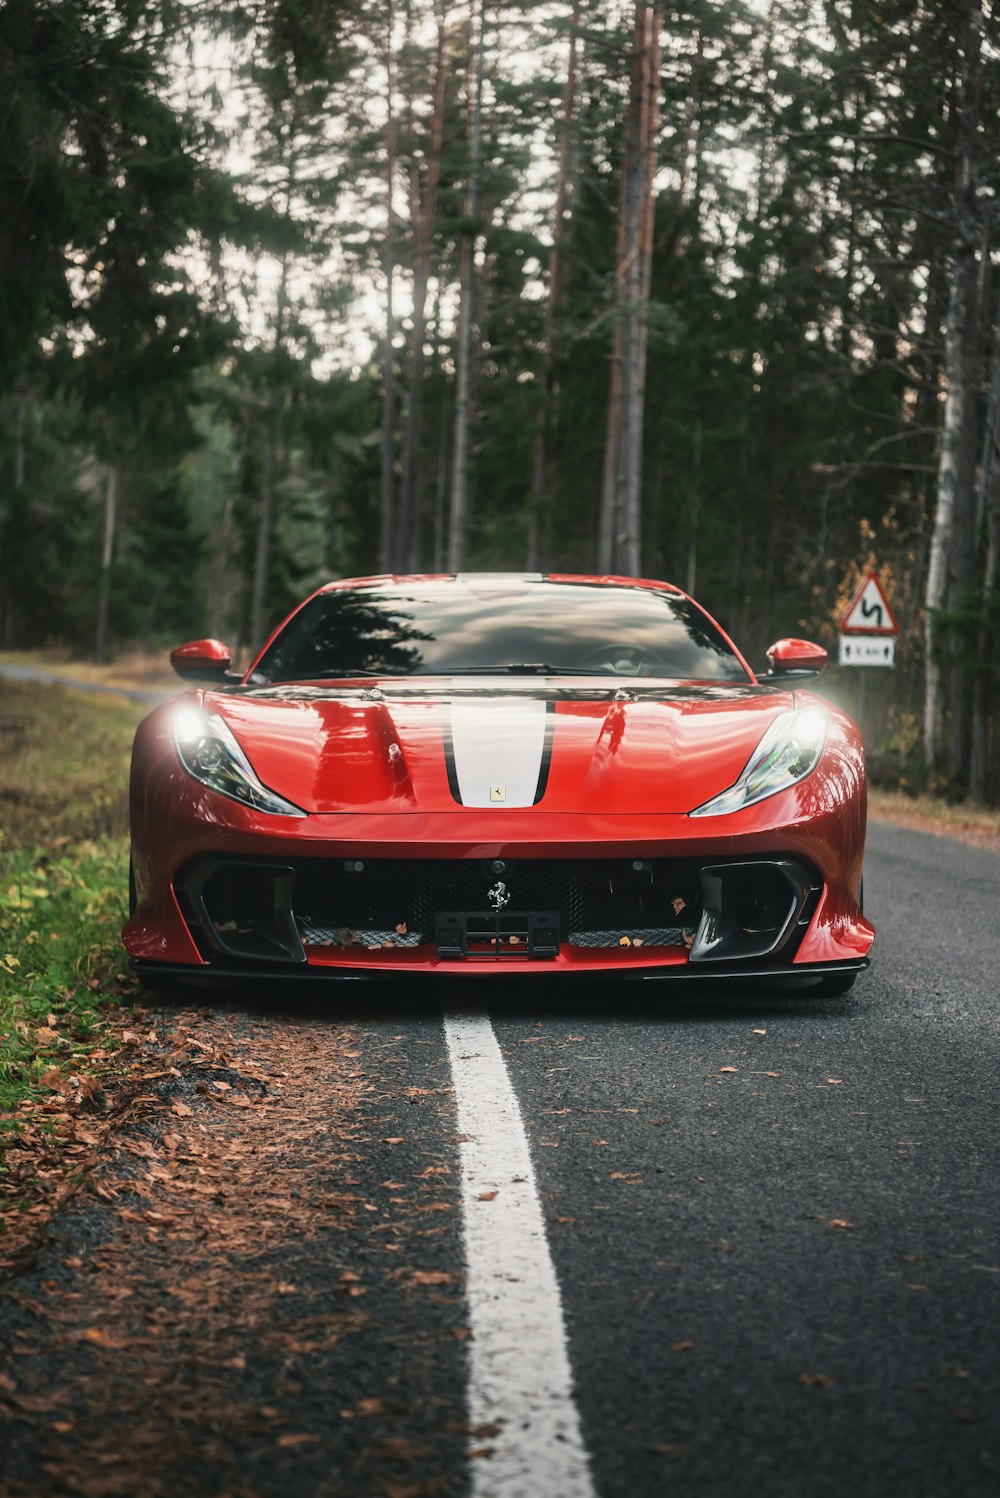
[
  {"xmin": 598, "ymin": 3, "xmax": 660, "ymax": 576},
  {"xmin": 923, "ymin": 0, "xmax": 986, "ymax": 770},
  {"xmin": 5, "ymin": 0, "xmax": 1000, "ymax": 800},
  {"xmin": 447, "ymin": 0, "xmax": 488, "ymax": 572}
]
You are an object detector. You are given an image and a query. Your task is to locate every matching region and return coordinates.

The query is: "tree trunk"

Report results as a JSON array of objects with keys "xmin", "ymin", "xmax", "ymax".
[
  {"xmin": 527, "ymin": 0, "xmax": 581, "ymax": 570},
  {"xmin": 447, "ymin": 0, "xmax": 487, "ymax": 573},
  {"xmin": 947, "ymin": 219, "xmax": 989, "ymax": 779},
  {"xmin": 598, "ymin": 3, "xmax": 660, "ymax": 577},
  {"xmin": 970, "ymin": 302, "xmax": 1000, "ymax": 803},
  {"xmin": 923, "ymin": 0, "xmax": 982, "ymax": 771},
  {"xmin": 95, "ymin": 465, "xmax": 118, "ymax": 662},
  {"xmin": 249, "ymin": 430, "xmax": 275, "ymax": 655},
  {"xmin": 209, "ymin": 490, "xmax": 235, "ymax": 641},
  {"xmin": 398, "ymin": 2, "xmax": 447, "ymax": 572},
  {"xmin": 380, "ymin": 2, "xmax": 399, "ymax": 573}
]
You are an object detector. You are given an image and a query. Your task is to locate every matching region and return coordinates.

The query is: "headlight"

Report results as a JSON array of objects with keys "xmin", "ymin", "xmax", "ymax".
[
  {"xmin": 171, "ymin": 707, "xmax": 307, "ymax": 817},
  {"xmin": 689, "ymin": 707, "xmax": 827, "ymax": 817}
]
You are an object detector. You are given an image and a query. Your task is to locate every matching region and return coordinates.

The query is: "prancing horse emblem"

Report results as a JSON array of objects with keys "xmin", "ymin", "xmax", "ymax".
[
  {"xmin": 487, "ymin": 882, "xmax": 510, "ymax": 911},
  {"xmin": 490, "ymin": 783, "xmax": 506, "ymax": 802}
]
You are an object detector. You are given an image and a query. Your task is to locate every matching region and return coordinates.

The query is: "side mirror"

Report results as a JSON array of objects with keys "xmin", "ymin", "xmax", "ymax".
[
  {"xmin": 765, "ymin": 637, "xmax": 828, "ymax": 679},
  {"xmin": 170, "ymin": 639, "xmax": 234, "ymax": 682}
]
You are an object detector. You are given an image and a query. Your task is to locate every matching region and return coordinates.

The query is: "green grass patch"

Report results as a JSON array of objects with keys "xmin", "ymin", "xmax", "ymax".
[
  {"xmin": 0, "ymin": 681, "xmax": 148, "ymax": 1118},
  {"xmin": 0, "ymin": 839, "xmax": 128, "ymax": 1112}
]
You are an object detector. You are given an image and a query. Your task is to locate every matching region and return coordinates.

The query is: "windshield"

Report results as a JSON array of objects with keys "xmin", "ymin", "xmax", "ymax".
[{"xmin": 252, "ymin": 579, "xmax": 752, "ymax": 684}]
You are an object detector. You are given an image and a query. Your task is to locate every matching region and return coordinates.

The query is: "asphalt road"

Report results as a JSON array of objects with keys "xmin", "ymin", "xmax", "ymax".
[
  {"xmin": 2, "ymin": 817, "xmax": 998, "ymax": 1497},
  {"xmin": 485, "ymin": 818, "xmax": 1000, "ymax": 1496}
]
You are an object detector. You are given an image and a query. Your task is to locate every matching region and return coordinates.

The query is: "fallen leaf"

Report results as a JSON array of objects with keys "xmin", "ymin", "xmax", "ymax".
[
  {"xmin": 671, "ymin": 1340, "xmax": 696, "ymax": 1352},
  {"xmin": 82, "ymin": 1327, "xmax": 130, "ymax": 1349},
  {"xmin": 718, "ymin": 1066, "xmax": 738, "ymax": 1074},
  {"xmin": 355, "ymin": 1397, "xmax": 386, "ymax": 1417},
  {"xmin": 798, "ymin": 1372, "xmax": 837, "ymax": 1388},
  {"xmin": 383, "ymin": 1138, "xmax": 405, "ymax": 1145},
  {"xmin": 477, "ymin": 1190, "xmax": 499, "ymax": 1201},
  {"xmin": 170, "ymin": 1100, "xmax": 192, "ymax": 1118},
  {"xmin": 826, "ymin": 1218, "xmax": 854, "ymax": 1230},
  {"xmin": 409, "ymin": 1270, "xmax": 455, "ymax": 1286},
  {"xmin": 826, "ymin": 1078, "xmax": 843, "ymax": 1086},
  {"xmin": 278, "ymin": 1432, "xmax": 320, "ymax": 1448}
]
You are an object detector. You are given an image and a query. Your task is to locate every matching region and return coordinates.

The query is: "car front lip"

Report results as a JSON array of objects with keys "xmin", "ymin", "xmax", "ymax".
[{"xmin": 133, "ymin": 954, "xmax": 870, "ymax": 984}]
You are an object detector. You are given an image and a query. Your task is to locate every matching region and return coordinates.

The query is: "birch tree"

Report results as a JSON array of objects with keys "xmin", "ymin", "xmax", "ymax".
[{"xmin": 923, "ymin": 0, "xmax": 983, "ymax": 770}]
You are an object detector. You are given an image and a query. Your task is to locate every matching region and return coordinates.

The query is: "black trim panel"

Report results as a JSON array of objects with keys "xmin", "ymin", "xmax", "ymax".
[{"xmin": 133, "ymin": 957, "xmax": 869, "ymax": 986}]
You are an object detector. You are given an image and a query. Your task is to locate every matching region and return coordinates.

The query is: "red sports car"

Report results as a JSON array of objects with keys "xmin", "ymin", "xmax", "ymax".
[{"xmin": 123, "ymin": 573, "xmax": 873, "ymax": 991}]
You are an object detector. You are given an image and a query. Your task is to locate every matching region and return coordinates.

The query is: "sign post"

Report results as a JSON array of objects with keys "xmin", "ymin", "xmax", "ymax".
[{"xmin": 837, "ymin": 571, "xmax": 898, "ymax": 740}]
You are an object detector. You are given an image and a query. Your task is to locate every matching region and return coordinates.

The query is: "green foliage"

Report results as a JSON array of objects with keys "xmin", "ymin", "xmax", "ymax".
[
  {"xmin": 1, "ymin": 0, "xmax": 999, "ymax": 794},
  {"xmin": 0, "ymin": 680, "xmax": 143, "ymax": 1118},
  {"xmin": 0, "ymin": 838, "xmax": 127, "ymax": 1116}
]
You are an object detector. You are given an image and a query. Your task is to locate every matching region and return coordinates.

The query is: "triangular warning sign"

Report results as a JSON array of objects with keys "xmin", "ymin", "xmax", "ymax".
[{"xmin": 839, "ymin": 572, "xmax": 898, "ymax": 635}]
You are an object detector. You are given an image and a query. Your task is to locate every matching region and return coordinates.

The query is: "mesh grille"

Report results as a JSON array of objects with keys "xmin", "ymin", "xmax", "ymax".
[{"xmin": 289, "ymin": 857, "xmax": 703, "ymax": 950}]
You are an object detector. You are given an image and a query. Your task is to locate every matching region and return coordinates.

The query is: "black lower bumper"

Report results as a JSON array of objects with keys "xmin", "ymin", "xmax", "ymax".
[{"xmin": 133, "ymin": 956, "xmax": 869, "ymax": 987}]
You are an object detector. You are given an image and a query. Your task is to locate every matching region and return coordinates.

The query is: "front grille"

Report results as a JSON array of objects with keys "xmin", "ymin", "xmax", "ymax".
[
  {"xmin": 289, "ymin": 857, "xmax": 704, "ymax": 950},
  {"xmin": 177, "ymin": 855, "xmax": 819, "ymax": 965}
]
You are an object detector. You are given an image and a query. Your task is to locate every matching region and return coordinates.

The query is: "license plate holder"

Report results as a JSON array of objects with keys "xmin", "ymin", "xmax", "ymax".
[{"xmin": 435, "ymin": 910, "xmax": 560, "ymax": 960}]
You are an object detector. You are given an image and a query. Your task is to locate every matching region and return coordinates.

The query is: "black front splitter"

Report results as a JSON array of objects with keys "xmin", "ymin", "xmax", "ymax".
[{"xmin": 132, "ymin": 957, "xmax": 869, "ymax": 986}]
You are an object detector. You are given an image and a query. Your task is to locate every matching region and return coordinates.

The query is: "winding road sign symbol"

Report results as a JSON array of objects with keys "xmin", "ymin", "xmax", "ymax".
[{"xmin": 840, "ymin": 573, "xmax": 898, "ymax": 636}]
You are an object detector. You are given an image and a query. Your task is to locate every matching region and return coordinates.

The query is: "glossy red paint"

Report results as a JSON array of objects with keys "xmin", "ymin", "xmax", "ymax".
[
  {"xmin": 766, "ymin": 637, "xmax": 829, "ymax": 676},
  {"xmin": 170, "ymin": 639, "xmax": 233, "ymax": 680},
  {"xmin": 124, "ymin": 574, "xmax": 874, "ymax": 981}
]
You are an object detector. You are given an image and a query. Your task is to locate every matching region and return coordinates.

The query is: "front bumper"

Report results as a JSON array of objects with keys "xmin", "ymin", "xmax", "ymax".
[{"xmin": 124, "ymin": 804, "xmax": 873, "ymax": 978}]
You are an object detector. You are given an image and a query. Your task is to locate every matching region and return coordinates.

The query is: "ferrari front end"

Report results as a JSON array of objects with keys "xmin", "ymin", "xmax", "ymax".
[{"xmin": 124, "ymin": 576, "xmax": 873, "ymax": 990}]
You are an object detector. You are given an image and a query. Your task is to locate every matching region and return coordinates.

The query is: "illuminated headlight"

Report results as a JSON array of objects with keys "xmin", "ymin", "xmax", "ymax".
[
  {"xmin": 689, "ymin": 707, "xmax": 827, "ymax": 817},
  {"xmin": 171, "ymin": 707, "xmax": 306, "ymax": 817}
]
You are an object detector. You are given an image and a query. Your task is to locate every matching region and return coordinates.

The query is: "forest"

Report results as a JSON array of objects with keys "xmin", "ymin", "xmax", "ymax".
[{"xmin": 1, "ymin": 0, "xmax": 998, "ymax": 801}]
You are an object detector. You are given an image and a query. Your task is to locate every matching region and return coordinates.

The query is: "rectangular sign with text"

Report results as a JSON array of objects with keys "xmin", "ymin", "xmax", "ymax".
[{"xmin": 838, "ymin": 635, "xmax": 895, "ymax": 668}]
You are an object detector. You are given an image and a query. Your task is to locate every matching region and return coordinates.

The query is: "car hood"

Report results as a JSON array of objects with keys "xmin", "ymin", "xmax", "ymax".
[{"xmin": 203, "ymin": 681, "xmax": 796, "ymax": 816}]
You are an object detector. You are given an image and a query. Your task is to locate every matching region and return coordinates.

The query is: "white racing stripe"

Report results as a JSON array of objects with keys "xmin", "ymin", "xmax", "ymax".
[
  {"xmin": 449, "ymin": 696, "xmax": 549, "ymax": 807},
  {"xmin": 444, "ymin": 1009, "xmax": 596, "ymax": 1498}
]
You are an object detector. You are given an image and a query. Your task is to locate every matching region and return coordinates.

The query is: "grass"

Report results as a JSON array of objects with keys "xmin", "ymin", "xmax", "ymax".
[
  {"xmin": 0, "ymin": 645, "xmax": 177, "ymax": 693},
  {"xmin": 0, "ymin": 681, "xmax": 148, "ymax": 1117},
  {"xmin": 868, "ymin": 786, "xmax": 1000, "ymax": 838}
]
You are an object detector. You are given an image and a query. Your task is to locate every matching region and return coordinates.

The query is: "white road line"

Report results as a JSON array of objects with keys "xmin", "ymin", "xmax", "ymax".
[{"xmin": 444, "ymin": 1009, "xmax": 597, "ymax": 1498}]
